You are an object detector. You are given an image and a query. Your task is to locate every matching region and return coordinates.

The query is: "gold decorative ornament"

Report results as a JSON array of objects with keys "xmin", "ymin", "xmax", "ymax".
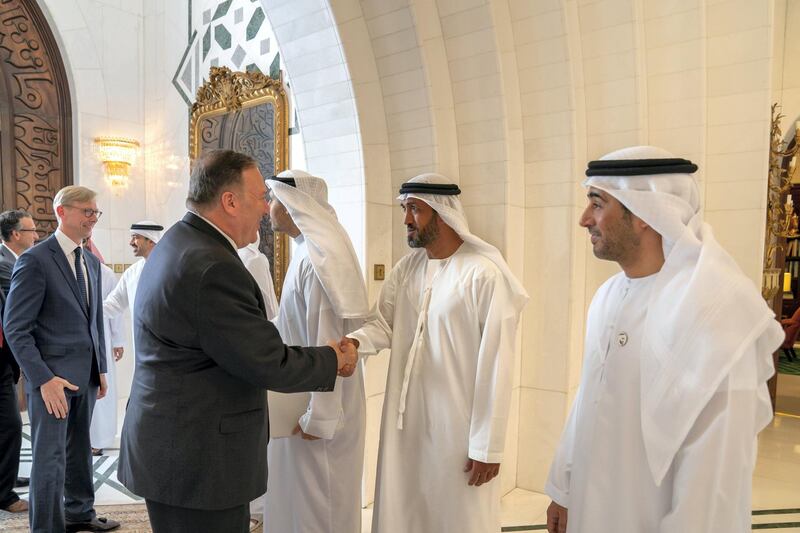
[
  {"xmin": 763, "ymin": 104, "xmax": 800, "ymax": 300},
  {"xmin": 189, "ymin": 66, "xmax": 290, "ymax": 297}
]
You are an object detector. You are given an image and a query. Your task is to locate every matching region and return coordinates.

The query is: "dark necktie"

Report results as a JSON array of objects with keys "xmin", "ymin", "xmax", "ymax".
[{"xmin": 74, "ymin": 246, "xmax": 88, "ymax": 312}]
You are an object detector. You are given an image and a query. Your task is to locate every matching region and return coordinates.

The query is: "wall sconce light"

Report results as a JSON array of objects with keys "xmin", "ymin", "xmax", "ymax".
[{"xmin": 93, "ymin": 136, "xmax": 140, "ymax": 189}]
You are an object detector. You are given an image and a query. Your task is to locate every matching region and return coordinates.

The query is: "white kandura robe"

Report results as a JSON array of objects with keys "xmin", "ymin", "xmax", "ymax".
[
  {"xmin": 103, "ymin": 259, "xmax": 144, "ymax": 356},
  {"xmin": 349, "ymin": 243, "xmax": 519, "ymax": 533},
  {"xmin": 90, "ymin": 264, "xmax": 125, "ymax": 449},
  {"xmin": 546, "ymin": 273, "xmax": 772, "ymax": 533},
  {"xmin": 265, "ymin": 237, "xmax": 365, "ymax": 533},
  {"xmin": 239, "ymin": 246, "xmax": 279, "ymax": 320}
]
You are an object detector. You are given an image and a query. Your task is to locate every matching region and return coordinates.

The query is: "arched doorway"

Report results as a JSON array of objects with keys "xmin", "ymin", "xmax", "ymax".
[{"xmin": 0, "ymin": 0, "xmax": 72, "ymax": 237}]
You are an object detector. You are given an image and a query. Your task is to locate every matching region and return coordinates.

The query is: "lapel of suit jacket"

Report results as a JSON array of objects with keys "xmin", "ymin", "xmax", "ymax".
[
  {"xmin": 85, "ymin": 252, "xmax": 98, "ymax": 321},
  {"xmin": 46, "ymin": 236, "xmax": 89, "ymax": 320}
]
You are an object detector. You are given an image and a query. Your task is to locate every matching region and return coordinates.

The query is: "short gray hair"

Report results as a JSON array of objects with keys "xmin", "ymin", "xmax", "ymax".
[{"xmin": 53, "ymin": 185, "xmax": 97, "ymax": 209}]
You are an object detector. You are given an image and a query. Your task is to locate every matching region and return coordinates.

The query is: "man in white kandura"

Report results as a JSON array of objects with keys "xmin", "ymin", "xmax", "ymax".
[
  {"xmin": 103, "ymin": 221, "xmax": 163, "ymax": 357},
  {"xmin": 238, "ymin": 231, "xmax": 278, "ymax": 320},
  {"xmin": 84, "ymin": 238, "xmax": 125, "ymax": 456},
  {"xmin": 264, "ymin": 170, "xmax": 368, "ymax": 533},
  {"xmin": 342, "ymin": 173, "xmax": 528, "ymax": 533},
  {"xmin": 545, "ymin": 146, "xmax": 783, "ymax": 533}
]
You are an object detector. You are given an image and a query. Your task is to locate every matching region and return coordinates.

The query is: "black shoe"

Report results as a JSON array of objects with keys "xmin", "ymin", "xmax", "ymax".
[
  {"xmin": 13, "ymin": 477, "xmax": 28, "ymax": 488},
  {"xmin": 65, "ymin": 516, "xmax": 121, "ymax": 532}
]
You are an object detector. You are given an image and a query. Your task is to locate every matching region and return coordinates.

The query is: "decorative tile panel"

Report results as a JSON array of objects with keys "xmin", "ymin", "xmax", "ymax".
[{"xmin": 173, "ymin": 0, "xmax": 283, "ymax": 105}]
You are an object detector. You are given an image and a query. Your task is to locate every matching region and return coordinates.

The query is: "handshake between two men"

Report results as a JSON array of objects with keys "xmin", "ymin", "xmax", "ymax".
[{"xmin": 330, "ymin": 337, "xmax": 358, "ymax": 377}]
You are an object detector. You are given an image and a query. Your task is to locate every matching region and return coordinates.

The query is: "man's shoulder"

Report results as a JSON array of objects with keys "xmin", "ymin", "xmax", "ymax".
[
  {"xmin": 123, "ymin": 259, "xmax": 146, "ymax": 278},
  {"xmin": 0, "ymin": 246, "xmax": 13, "ymax": 264},
  {"xmin": 148, "ymin": 222, "xmax": 241, "ymax": 281},
  {"xmin": 18, "ymin": 237, "xmax": 54, "ymax": 262},
  {"xmin": 394, "ymin": 249, "xmax": 427, "ymax": 271},
  {"xmin": 454, "ymin": 247, "xmax": 503, "ymax": 278}
]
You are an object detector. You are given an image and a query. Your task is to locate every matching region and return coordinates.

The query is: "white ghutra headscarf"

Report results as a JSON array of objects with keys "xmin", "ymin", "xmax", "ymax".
[
  {"xmin": 397, "ymin": 172, "xmax": 529, "ymax": 314},
  {"xmin": 266, "ymin": 170, "xmax": 368, "ymax": 319}
]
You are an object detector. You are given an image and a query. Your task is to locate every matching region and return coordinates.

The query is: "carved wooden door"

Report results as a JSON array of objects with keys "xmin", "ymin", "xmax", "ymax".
[{"xmin": 0, "ymin": 0, "xmax": 73, "ymax": 238}]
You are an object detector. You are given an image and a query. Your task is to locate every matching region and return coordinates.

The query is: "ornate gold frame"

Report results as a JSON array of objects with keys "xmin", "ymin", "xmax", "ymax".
[{"xmin": 189, "ymin": 66, "xmax": 290, "ymax": 297}]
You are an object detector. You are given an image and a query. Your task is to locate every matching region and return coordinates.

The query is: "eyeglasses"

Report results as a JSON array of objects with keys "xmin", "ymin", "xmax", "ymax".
[
  {"xmin": 16, "ymin": 229, "xmax": 37, "ymax": 233},
  {"xmin": 63, "ymin": 205, "xmax": 103, "ymax": 219}
]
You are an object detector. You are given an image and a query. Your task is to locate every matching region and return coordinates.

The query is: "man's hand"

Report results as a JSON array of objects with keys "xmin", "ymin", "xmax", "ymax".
[
  {"xmin": 464, "ymin": 458, "xmax": 500, "ymax": 486},
  {"xmin": 329, "ymin": 340, "xmax": 357, "ymax": 377},
  {"xmin": 546, "ymin": 501, "xmax": 568, "ymax": 533},
  {"xmin": 292, "ymin": 423, "xmax": 321, "ymax": 441},
  {"xmin": 112, "ymin": 347, "xmax": 124, "ymax": 361},
  {"xmin": 40, "ymin": 376, "xmax": 79, "ymax": 419},
  {"xmin": 97, "ymin": 374, "xmax": 108, "ymax": 400},
  {"xmin": 339, "ymin": 336, "xmax": 359, "ymax": 350}
]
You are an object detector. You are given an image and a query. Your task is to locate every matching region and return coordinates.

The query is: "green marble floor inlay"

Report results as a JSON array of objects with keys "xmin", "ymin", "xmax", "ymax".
[{"xmin": 501, "ymin": 509, "xmax": 800, "ymax": 532}]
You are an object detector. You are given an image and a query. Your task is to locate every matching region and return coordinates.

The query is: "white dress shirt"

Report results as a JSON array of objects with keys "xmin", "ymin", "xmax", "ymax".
[
  {"xmin": 1, "ymin": 243, "xmax": 18, "ymax": 260},
  {"xmin": 54, "ymin": 228, "xmax": 90, "ymax": 302}
]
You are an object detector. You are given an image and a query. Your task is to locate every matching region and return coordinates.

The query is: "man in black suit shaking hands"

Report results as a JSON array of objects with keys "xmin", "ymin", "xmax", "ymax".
[{"xmin": 118, "ymin": 150, "xmax": 358, "ymax": 533}]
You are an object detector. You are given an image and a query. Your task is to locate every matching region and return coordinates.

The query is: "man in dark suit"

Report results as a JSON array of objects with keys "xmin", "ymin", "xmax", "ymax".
[
  {"xmin": 4, "ymin": 187, "xmax": 119, "ymax": 532},
  {"xmin": 0, "ymin": 288, "xmax": 26, "ymax": 514},
  {"xmin": 0, "ymin": 209, "xmax": 38, "ymax": 296},
  {"xmin": 118, "ymin": 150, "xmax": 358, "ymax": 533},
  {"xmin": 0, "ymin": 209, "xmax": 37, "ymax": 513}
]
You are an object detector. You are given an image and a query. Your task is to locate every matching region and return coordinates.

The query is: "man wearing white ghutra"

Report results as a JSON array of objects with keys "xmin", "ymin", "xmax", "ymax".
[
  {"xmin": 342, "ymin": 173, "xmax": 528, "ymax": 533},
  {"xmin": 545, "ymin": 146, "xmax": 783, "ymax": 533},
  {"xmin": 263, "ymin": 170, "xmax": 368, "ymax": 533}
]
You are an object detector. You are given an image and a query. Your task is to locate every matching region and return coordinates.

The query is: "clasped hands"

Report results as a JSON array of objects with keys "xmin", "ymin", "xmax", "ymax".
[{"xmin": 329, "ymin": 336, "xmax": 359, "ymax": 377}]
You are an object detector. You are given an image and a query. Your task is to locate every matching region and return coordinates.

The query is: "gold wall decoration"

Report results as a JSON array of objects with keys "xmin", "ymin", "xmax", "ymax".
[
  {"xmin": 93, "ymin": 136, "xmax": 140, "ymax": 190},
  {"xmin": 763, "ymin": 104, "xmax": 800, "ymax": 302},
  {"xmin": 189, "ymin": 66, "xmax": 290, "ymax": 298}
]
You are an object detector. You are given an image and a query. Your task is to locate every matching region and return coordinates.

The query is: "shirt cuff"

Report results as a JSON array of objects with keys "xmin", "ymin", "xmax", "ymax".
[
  {"xmin": 544, "ymin": 479, "xmax": 570, "ymax": 508},
  {"xmin": 468, "ymin": 447, "xmax": 503, "ymax": 464},
  {"xmin": 299, "ymin": 410, "xmax": 342, "ymax": 440},
  {"xmin": 348, "ymin": 331, "xmax": 377, "ymax": 357}
]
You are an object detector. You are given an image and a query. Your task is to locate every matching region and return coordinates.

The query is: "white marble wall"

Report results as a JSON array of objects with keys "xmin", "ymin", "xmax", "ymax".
[
  {"xmin": 40, "ymin": 0, "xmax": 148, "ymax": 401},
  {"xmin": 141, "ymin": 0, "xmax": 191, "ymax": 230}
]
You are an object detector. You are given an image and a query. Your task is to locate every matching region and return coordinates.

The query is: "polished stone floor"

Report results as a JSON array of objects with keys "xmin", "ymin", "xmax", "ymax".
[{"xmin": 10, "ymin": 409, "xmax": 800, "ymax": 532}]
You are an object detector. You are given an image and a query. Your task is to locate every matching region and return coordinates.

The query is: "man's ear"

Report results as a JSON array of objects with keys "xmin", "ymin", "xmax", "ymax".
[
  {"xmin": 220, "ymin": 191, "xmax": 237, "ymax": 214},
  {"xmin": 632, "ymin": 213, "xmax": 651, "ymax": 232}
]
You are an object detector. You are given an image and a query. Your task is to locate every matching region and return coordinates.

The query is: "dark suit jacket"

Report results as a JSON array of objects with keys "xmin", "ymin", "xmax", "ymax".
[
  {"xmin": 0, "ymin": 289, "xmax": 19, "ymax": 382},
  {"xmin": 3, "ymin": 235, "xmax": 106, "ymax": 392},
  {"xmin": 0, "ymin": 244, "xmax": 15, "ymax": 298},
  {"xmin": 118, "ymin": 212, "xmax": 337, "ymax": 510},
  {"xmin": 0, "ymin": 246, "xmax": 19, "ymax": 381}
]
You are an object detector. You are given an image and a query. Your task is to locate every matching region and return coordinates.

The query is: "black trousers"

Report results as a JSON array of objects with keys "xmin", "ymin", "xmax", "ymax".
[
  {"xmin": 145, "ymin": 499, "xmax": 249, "ymax": 533},
  {"xmin": 0, "ymin": 364, "xmax": 21, "ymax": 509}
]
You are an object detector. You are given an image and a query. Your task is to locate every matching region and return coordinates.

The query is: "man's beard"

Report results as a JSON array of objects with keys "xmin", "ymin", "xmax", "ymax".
[{"xmin": 407, "ymin": 216, "xmax": 440, "ymax": 248}]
